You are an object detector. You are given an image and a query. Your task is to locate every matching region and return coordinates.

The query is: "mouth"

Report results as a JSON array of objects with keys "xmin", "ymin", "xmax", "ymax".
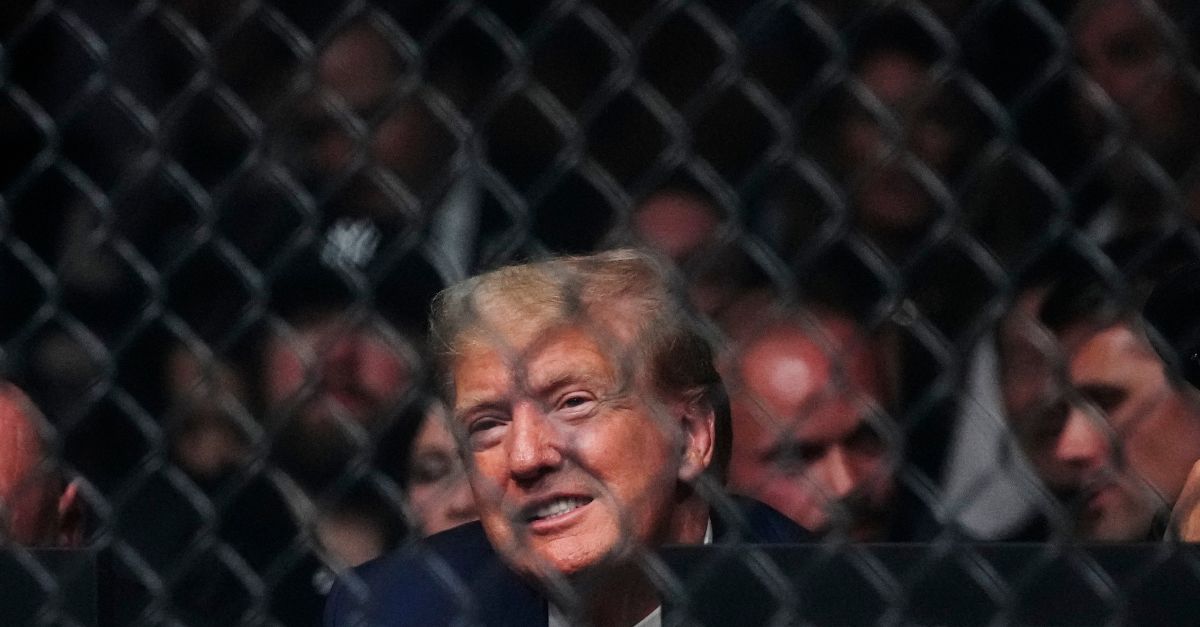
[{"xmin": 523, "ymin": 496, "xmax": 594, "ymax": 525}]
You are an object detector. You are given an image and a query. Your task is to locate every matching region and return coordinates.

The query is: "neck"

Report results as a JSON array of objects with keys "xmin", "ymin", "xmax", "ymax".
[{"xmin": 563, "ymin": 499, "xmax": 710, "ymax": 626}]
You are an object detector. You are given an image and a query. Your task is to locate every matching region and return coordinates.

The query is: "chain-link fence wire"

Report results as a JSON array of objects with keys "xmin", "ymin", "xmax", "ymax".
[{"xmin": 4, "ymin": 0, "xmax": 1200, "ymax": 624}]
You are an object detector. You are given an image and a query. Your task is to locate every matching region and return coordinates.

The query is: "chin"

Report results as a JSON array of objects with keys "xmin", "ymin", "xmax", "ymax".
[{"xmin": 536, "ymin": 534, "xmax": 623, "ymax": 578}]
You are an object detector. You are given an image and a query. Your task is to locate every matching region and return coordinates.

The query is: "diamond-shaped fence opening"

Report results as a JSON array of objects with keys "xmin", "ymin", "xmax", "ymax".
[{"xmin": 7, "ymin": 0, "xmax": 1200, "ymax": 625}]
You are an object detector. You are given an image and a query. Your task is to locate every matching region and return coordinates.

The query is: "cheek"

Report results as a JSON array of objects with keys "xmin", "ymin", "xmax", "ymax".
[
  {"xmin": 1125, "ymin": 406, "xmax": 1200, "ymax": 500},
  {"xmin": 357, "ymin": 342, "xmax": 410, "ymax": 400},
  {"xmin": 407, "ymin": 485, "xmax": 440, "ymax": 529},
  {"xmin": 264, "ymin": 345, "xmax": 307, "ymax": 405},
  {"xmin": 760, "ymin": 476, "xmax": 824, "ymax": 529},
  {"xmin": 465, "ymin": 453, "xmax": 510, "ymax": 515},
  {"xmin": 315, "ymin": 129, "xmax": 354, "ymax": 174},
  {"xmin": 856, "ymin": 454, "xmax": 892, "ymax": 493},
  {"xmin": 843, "ymin": 117, "xmax": 883, "ymax": 164},
  {"xmin": 578, "ymin": 416, "xmax": 675, "ymax": 484}
]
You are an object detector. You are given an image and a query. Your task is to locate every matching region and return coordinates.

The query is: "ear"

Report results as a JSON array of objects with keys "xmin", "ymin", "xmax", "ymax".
[
  {"xmin": 55, "ymin": 480, "xmax": 84, "ymax": 548},
  {"xmin": 677, "ymin": 389, "xmax": 715, "ymax": 483}
]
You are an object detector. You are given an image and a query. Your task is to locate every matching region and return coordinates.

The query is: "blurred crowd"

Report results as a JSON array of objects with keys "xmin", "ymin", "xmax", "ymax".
[{"xmin": 4, "ymin": 0, "xmax": 1200, "ymax": 624}]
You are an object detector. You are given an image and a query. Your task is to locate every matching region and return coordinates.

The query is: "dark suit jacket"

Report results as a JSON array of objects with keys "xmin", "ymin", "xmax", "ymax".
[{"xmin": 324, "ymin": 496, "xmax": 812, "ymax": 627}]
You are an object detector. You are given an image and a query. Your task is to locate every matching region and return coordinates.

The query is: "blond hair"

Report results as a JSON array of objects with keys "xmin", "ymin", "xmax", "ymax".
[{"xmin": 428, "ymin": 249, "xmax": 731, "ymax": 478}]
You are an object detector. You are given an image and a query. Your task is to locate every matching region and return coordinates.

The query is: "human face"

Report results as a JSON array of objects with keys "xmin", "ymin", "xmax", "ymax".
[
  {"xmin": 407, "ymin": 404, "xmax": 477, "ymax": 536},
  {"xmin": 843, "ymin": 52, "xmax": 936, "ymax": 238},
  {"xmin": 728, "ymin": 324, "xmax": 894, "ymax": 540},
  {"xmin": 452, "ymin": 324, "xmax": 710, "ymax": 581},
  {"xmin": 263, "ymin": 313, "xmax": 412, "ymax": 432},
  {"xmin": 1000, "ymin": 289, "xmax": 1075, "ymax": 488},
  {"xmin": 1074, "ymin": 0, "xmax": 1183, "ymax": 148},
  {"xmin": 1052, "ymin": 324, "xmax": 1200, "ymax": 540}
]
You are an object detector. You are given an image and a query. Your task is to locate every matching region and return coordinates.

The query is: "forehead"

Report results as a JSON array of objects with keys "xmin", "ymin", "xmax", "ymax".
[
  {"xmin": 1076, "ymin": 0, "xmax": 1147, "ymax": 47},
  {"xmin": 1068, "ymin": 324, "xmax": 1160, "ymax": 382},
  {"xmin": 734, "ymin": 327, "xmax": 881, "ymax": 440},
  {"xmin": 738, "ymin": 326, "xmax": 881, "ymax": 406},
  {"xmin": 451, "ymin": 324, "xmax": 628, "ymax": 405}
]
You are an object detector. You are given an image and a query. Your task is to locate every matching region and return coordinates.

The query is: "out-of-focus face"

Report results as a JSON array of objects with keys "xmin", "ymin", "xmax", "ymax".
[
  {"xmin": 632, "ymin": 191, "xmax": 721, "ymax": 263},
  {"xmin": 303, "ymin": 24, "xmax": 451, "ymax": 215},
  {"xmin": 452, "ymin": 323, "xmax": 710, "ymax": 581},
  {"xmin": 407, "ymin": 403, "xmax": 477, "ymax": 536},
  {"xmin": 1046, "ymin": 323, "xmax": 1200, "ymax": 540},
  {"xmin": 842, "ymin": 50, "xmax": 958, "ymax": 243},
  {"xmin": 0, "ymin": 384, "xmax": 78, "ymax": 546},
  {"xmin": 999, "ymin": 289, "xmax": 1073, "ymax": 488},
  {"xmin": 727, "ymin": 320, "xmax": 894, "ymax": 540},
  {"xmin": 1073, "ymin": 0, "xmax": 1184, "ymax": 151},
  {"xmin": 263, "ymin": 313, "xmax": 413, "ymax": 434}
]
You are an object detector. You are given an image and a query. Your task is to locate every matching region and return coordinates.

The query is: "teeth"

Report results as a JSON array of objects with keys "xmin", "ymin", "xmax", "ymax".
[{"xmin": 530, "ymin": 497, "xmax": 589, "ymax": 521}]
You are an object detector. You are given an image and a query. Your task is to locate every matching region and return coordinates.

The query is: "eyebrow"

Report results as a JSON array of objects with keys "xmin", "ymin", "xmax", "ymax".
[
  {"xmin": 1074, "ymin": 384, "xmax": 1127, "ymax": 409},
  {"xmin": 529, "ymin": 371, "xmax": 596, "ymax": 396},
  {"xmin": 454, "ymin": 398, "xmax": 509, "ymax": 423}
]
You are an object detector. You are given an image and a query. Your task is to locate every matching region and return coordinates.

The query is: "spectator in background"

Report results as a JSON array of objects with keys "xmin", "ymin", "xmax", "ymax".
[
  {"xmin": 277, "ymin": 17, "xmax": 501, "ymax": 281},
  {"xmin": 403, "ymin": 401, "xmax": 477, "ymax": 536},
  {"xmin": 724, "ymin": 308, "xmax": 940, "ymax": 541},
  {"xmin": 630, "ymin": 182, "xmax": 769, "ymax": 326},
  {"xmin": 1069, "ymin": 0, "xmax": 1200, "ymax": 240},
  {"xmin": 0, "ymin": 382, "xmax": 82, "ymax": 547},
  {"xmin": 806, "ymin": 12, "xmax": 987, "ymax": 260},
  {"xmin": 262, "ymin": 304, "xmax": 417, "ymax": 492},
  {"xmin": 1021, "ymin": 274, "xmax": 1200, "ymax": 540},
  {"xmin": 259, "ymin": 289, "xmax": 419, "ymax": 569},
  {"xmin": 1126, "ymin": 262, "xmax": 1200, "ymax": 540},
  {"xmin": 163, "ymin": 342, "xmax": 253, "ymax": 480}
]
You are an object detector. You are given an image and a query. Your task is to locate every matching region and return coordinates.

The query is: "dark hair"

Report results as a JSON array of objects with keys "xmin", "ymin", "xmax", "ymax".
[{"xmin": 1144, "ymin": 262, "xmax": 1200, "ymax": 390}]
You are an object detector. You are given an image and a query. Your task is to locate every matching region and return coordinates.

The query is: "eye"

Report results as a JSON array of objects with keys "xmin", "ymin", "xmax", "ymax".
[
  {"xmin": 468, "ymin": 415, "xmax": 504, "ymax": 434},
  {"xmin": 766, "ymin": 442, "xmax": 824, "ymax": 470},
  {"xmin": 465, "ymin": 415, "xmax": 508, "ymax": 449},
  {"xmin": 562, "ymin": 394, "xmax": 588, "ymax": 407},
  {"xmin": 1084, "ymin": 387, "xmax": 1127, "ymax": 416},
  {"xmin": 556, "ymin": 392, "xmax": 596, "ymax": 415},
  {"xmin": 410, "ymin": 453, "xmax": 452, "ymax": 484}
]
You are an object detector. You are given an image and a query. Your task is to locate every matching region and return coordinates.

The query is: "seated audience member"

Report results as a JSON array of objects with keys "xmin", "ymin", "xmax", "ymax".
[
  {"xmin": 1025, "ymin": 276, "xmax": 1200, "ymax": 540},
  {"xmin": 262, "ymin": 304, "xmax": 417, "ymax": 493},
  {"xmin": 1140, "ymin": 263, "xmax": 1200, "ymax": 540},
  {"xmin": 630, "ymin": 184, "xmax": 763, "ymax": 323},
  {"xmin": 724, "ymin": 310, "xmax": 938, "ymax": 541},
  {"xmin": 325, "ymin": 249, "xmax": 812, "ymax": 627},
  {"xmin": 0, "ymin": 382, "xmax": 82, "ymax": 546},
  {"xmin": 403, "ymin": 401, "xmax": 477, "ymax": 536}
]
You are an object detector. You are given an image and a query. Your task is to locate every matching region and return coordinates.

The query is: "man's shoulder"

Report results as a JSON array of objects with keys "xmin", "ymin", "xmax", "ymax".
[
  {"xmin": 715, "ymin": 495, "xmax": 818, "ymax": 544},
  {"xmin": 324, "ymin": 522, "xmax": 544, "ymax": 627},
  {"xmin": 365, "ymin": 522, "xmax": 491, "ymax": 577}
]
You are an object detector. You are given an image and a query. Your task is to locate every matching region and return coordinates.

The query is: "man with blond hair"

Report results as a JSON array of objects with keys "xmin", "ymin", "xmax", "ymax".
[{"xmin": 325, "ymin": 249, "xmax": 810, "ymax": 627}]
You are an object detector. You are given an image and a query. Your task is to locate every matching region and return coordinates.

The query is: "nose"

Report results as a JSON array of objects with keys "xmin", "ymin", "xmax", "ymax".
[
  {"xmin": 818, "ymin": 447, "xmax": 860, "ymax": 501},
  {"xmin": 507, "ymin": 403, "xmax": 564, "ymax": 482},
  {"xmin": 1054, "ymin": 406, "xmax": 1110, "ymax": 472},
  {"xmin": 444, "ymin": 480, "xmax": 477, "ymax": 523}
]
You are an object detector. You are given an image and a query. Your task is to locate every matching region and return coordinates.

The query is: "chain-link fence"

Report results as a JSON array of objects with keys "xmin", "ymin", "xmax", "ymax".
[{"xmin": 4, "ymin": 0, "xmax": 1200, "ymax": 625}]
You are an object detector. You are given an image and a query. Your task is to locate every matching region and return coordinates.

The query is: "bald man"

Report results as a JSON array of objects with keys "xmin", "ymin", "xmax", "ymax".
[
  {"xmin": 0, "ymin": 382, "xmax": 81, "ymax": 546},
  {"xmin": 726, "ymin": 312, "xmax": 934, "ymax": 541}
]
